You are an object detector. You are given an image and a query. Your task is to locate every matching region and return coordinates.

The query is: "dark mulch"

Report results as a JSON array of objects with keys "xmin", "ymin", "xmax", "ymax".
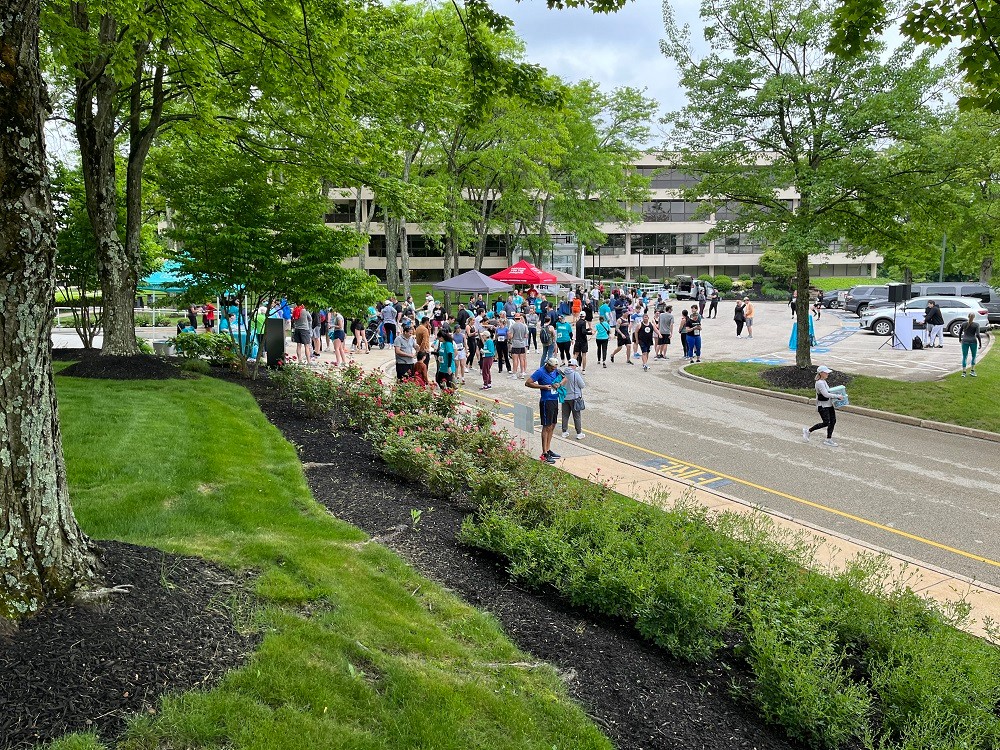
[
  {"xmin": 0, "ymin": 541, "xmax": 256, "ymax": 750},
  {"xmin": 243, "ymin": 377, "xmax": 806, "ymax": 750},
  {"xmin": 58, "ymin": 354, "xmax": 182, "ymax": 380},
  {"xmin": 761, "ymin": 365, "xmax": 852, "ymax": 390},
  {"xmin": 51, "ymin": 348, "xmax": 99, "ymax": 362}
]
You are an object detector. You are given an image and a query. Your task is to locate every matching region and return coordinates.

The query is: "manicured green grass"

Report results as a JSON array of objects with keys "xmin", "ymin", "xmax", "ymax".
[
  {"xmin": 689, "ymin": 348, "xmax": 999, "ymax": 434},
  {"xmin": 809, "ymin": 276, "xmax": 885, "ymax": 292},
  {"xmin": 49, "ymin": 371, "xmax": 610, "ymax": 750}
]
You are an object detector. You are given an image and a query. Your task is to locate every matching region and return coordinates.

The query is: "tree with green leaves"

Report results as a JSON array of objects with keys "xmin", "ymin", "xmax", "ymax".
[
  {"xmin": 152, "ymin": 133, "xmax": 382, "ymax": 375},
  {"xmin": 830, "ymin": 0, "xmax": 1000, "ymax": 112},
  {"xmin": 662, "ymin": 0, "xmax": 948, "ymax": 367},
  {"xmin": 1, "ymin": 0, "xmax": 98, "ymax": 626}
]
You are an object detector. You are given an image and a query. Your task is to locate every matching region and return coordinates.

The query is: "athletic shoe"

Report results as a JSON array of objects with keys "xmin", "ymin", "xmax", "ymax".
[
  {"xmin": 695, "ymin": 358, "xmax": 701, "ymax": 363},
  {"xmin": 546, "ymin": 449, "xmax": 561, "ymax": 459},
  {"xmin": 610, "ymin": 355, "xmax": 615, "ymax": 363},
  {"xmin": 627, "ymin": 360, "xmax": 634, "ymax": 365},
  {"xmin": 802, "ymin": 427, "xmax": 810, "ymax": 442},
  {"xmin": 962, "ymin": 371, "xmax": 967, "ymax": 377},
  {"xmin": 562, "ymin": 431, "xmax": 570, "ymax": 438},
  {"xmin": 576, "ymin": 433, "xmax": 585, "ymax": 440},
  {"xmin": 540, "ymin": 453, "xmax": 556, "ymax": 464},
  {"xmin": 481, "ymin": 385, "xmax": 489, "ymax": 390},
  {"xmin": 643, "ymin": 364, "xmax": 649, "ymax": 371},
  {"xmin": 823, "ymin": 439, "xmax": 839, "ymax": 447},
  {"xmin": 971, "ymin": 370, "xmax": 978, "ymax": 377},
  {"xmin": 748, "ymin": 335, "xmax": 753, "ymax": 339},
  {"xmin": 486, "ymin": 384, "xmax": 493, "ymax": 389},
  {"xmin": 603, "ymin": 362, "xmax": 607, "ymax": 368}
]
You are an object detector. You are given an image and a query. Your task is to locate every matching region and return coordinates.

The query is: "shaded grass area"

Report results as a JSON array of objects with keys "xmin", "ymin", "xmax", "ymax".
[
  {"xmin": 689, "ymin": 348, "xmax": 999, "ymax": 434},
  {"xmin": 48, "ymin": 371, "xmax": 609, "ymax": 750},
  {"xmin": 808, "ymin": 276, "xmax": 885, "ymax": 292}
]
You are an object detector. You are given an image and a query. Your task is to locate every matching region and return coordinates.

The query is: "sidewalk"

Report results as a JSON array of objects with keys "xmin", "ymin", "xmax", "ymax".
[{"xmin": 361, "ymin": 348, "xmax": 1000, "ymax": 639}]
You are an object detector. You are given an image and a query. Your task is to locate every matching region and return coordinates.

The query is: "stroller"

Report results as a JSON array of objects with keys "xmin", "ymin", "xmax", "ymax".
[{"xmin": 365, "ymin": 319, "xmax": 382, "ymax": 349}]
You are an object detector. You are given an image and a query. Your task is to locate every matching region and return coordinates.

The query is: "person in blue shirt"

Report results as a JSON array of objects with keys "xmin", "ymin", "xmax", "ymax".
[
  {"xmin": 513, "ymin": 292, "xmax": 524, "ymax": 308},
  {"xmin": 594, "ymin": 314, "xmax": 612, "ymax": 368},
  {"xmin": 494, "ymin": 298, "xmax": 505, "ymax": 316},
  {"xmin": 525, "ymin": 357, "xmax": 563, "ymax": 463},
  {"xmin": 554, "ymin": 315, "xmax": 574, "ymax": 363},
  {"xmin": 433, "ymin": 329, "xmax": 456, "ymax": 389},
  {"xmin": 558, "ymin": 298, "xmax": 571, "ymax": 318}
]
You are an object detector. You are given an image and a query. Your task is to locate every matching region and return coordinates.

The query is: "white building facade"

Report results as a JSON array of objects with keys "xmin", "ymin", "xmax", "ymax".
[{"xmin": 329, "ymin": 154, "xmax": 881, "ymax": 282}]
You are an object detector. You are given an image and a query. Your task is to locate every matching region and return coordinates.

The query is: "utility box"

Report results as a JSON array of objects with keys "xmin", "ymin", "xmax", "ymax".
[{"xmin": 513, "ymin": 403, "xmax": 535, "ymax": 434}]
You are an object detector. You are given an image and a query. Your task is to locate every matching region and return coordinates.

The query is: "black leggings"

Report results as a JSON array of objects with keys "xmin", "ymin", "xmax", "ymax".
[
  {"xmin": 596, "ymin": 339, "xmax": 608, "ymax": 361},
  {"xmin": 527, "ymin": 328, "xmax": 538, "ymax": 349},
  {"xmin": 809, "ymin": 406, "xmax": 836, "ymax": 438},
  {"xmin": 466, "ymin": 335, "xmax": 478, "ymax": 364},
  {"xmin": 557, "ymin": 341, "xmax": 572, "ymax": 361},
  {"xmin": 735, "ymin": 320, "xmax": 745, "ymax": 336},
  {"xmin": 496, "ymin": 341, "xmax": 511, "ymax": 371}
]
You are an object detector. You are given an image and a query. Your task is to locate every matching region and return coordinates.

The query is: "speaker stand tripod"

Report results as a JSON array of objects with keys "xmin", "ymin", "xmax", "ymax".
[{"xmin": 877, "ymin": 302, "xmax": 907, "ymax": 350}]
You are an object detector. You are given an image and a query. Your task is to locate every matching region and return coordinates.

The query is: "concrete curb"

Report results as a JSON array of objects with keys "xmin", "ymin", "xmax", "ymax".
[{"xmin": 677, "ymin": 365, "xmax": 1000, "ymax": 444}]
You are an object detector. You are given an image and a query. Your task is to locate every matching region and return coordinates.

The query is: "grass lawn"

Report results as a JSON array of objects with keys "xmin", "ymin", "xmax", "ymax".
[
  {"xmin": 689, "ymin": 347, "xmax": 999, "ymax": 434},
  {"xmin": 49, "ymin": 367, "xmax": 610, "ymax": 750},
  {"xmin": 808, "ymin": 276, "xmax": 885, "ymax": 292}
]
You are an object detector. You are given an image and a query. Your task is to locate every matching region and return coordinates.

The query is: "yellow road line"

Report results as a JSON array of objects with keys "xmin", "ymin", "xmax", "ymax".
[{"xmin": 459, "ymin": 388, "xmax": 1000, "ymax": 569}]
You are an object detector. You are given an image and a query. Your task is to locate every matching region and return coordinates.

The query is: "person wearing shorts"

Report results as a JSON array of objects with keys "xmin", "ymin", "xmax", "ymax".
[
  {"xmin": 331, "ymin": 309, "xmax": 347, "ymax": 366},
  {"xmin": 526, "ymin": 357, "xmax": 562, "ymax": 464},
  {"xmin": 509, "ymin": 313, "xmax": 530, "ymax": 378},
  {"xmin": 656, "ymin": 305, "xmax": 674, "ymax": 359},
  {"xmin": 573, "ymin": 315, "xmax": 591, "ymax": 371},
  {"xmin": 292, "ymin": 306, "xmax": 313, "ymax": 364},
  {"xmin": 635, "ymin": 314, "xmax": 655, "ymax": 370},
  {"xmin": 611, "ymin": 316, "xmax": 632, "ymax": 364},
  {"xmin": 394, "ymin": 324, "xmax": 417, "ymax": 380}
]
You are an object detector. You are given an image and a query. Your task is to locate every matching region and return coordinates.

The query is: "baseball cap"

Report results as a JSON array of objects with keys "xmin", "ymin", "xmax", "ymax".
[
  {"xmin": 546, "ymin": 357, "xmax": 561, "ymax": 367},
  {"xmin": 566, "ymin": 360, "xmax": 578, "ymax": 367},
  {"xmin": 816, "ymin": 365, "xmax": 832, "ymax": 374}
]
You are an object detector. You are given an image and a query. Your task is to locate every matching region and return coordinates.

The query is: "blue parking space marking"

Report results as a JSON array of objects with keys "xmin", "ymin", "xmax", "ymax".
[
  {"xmin": 741, "ymin": 357, "xmax": 786, "ymax": 364},
  {"xmin": 816, "ymin": 329, "xmax": 857, "ymax": 345},
  {"xmin": 810, "ymin": 347, "xmax": 830, "ymax": 353},
  {"xmin": 642, "ymin": 459, "xmax": 733, "ymax": 489}
]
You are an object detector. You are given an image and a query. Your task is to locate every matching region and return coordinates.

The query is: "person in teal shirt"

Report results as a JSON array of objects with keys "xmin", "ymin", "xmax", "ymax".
[
  {"xmin": 594, "ymin": 314, "xmax": 611, "ymax": 368},
  {"xmin": 599, "ymin": 300, "xmax": 612, "ymax": 322},
  {"xmin": 555, "ymin": 315, "xmax": 574, "ymax": 363},
  {"xmin": 433, "ymin": 329, "xmax": 456, "ymax": 389}
]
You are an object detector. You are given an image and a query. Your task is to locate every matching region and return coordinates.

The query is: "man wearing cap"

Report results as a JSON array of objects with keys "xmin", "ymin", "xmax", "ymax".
[{"xmin": 526, "ymin": 357, "xmax": 563, "ymax": 463}]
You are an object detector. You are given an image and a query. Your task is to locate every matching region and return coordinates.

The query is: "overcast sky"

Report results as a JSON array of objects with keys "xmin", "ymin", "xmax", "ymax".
[{"xmin": 492, "ymin": 0, "xmax": 702, "ymax": 131}]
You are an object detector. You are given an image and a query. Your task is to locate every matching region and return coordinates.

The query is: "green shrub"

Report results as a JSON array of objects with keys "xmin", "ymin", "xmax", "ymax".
[
  {"xmin": 636, "ymin": 274, "xmax": 650, "ymax": 283},
  {"xmin": 169, "ymin": 332, "xmax": 239, "ymax": 366},
  {"xmin": 179, "ymin": 358, "xmax": 211, "ymax": 375},
  {"xmin": 739, "ymin": 273, "xmax": 753, "ymax": 281},
  {"xmin": 136, "ymin": 337, "xmax": 153, "ymax": 355},
  {"xmin": 743, "ymin": 599, "xmax": 872, "ymax": 749},
  {"xmin": 713, "ymin": 274, "xmax": 734, "ymax": 293},
  {"xmin": 697, "ymin": 274, "xmax": 714, "ymax": 282},
  {"xmin": 271, "ymin": 364, "xmax": 339, "ymax": 418}
]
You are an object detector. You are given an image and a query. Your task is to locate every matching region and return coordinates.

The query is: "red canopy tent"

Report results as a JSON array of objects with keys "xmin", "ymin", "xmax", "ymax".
[{"xmin": 490, "ymin": 260, "xmax": 557, "ymax": 284}]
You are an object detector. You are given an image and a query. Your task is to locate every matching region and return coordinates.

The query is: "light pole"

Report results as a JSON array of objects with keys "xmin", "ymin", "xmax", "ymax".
[{"xmin": 938, "ymin": 232, "xmax": 947, "ymax": 282}]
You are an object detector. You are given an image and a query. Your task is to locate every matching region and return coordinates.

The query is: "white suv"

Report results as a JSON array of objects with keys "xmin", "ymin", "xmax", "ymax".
[{"xmin": 860, "ymin": 296, "xmax": 990, "ymax": 337}]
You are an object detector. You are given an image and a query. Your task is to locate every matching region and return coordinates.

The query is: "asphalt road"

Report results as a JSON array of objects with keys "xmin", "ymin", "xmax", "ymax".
[{"xmin": 468, "ymin": 353, "xmax": 1000, "ymax": 587}]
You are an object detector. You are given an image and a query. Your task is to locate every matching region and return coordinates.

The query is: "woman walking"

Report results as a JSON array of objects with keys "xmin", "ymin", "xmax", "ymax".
[
  {"xmin": 526, "ymin": 309, "xmax": 540, "ymax": 350},
  {"xmin": 594, "ymin": 314, "xmax": 611, "ymax": 368},
  {"xmin": 803, "ymin": 365, "xmax": 839, "ymax": 447},
  {"xmin": 560, "ymin": 360, "xmax": 586, "ymax": 440},
  {"xmin": 610, "ymin": 315, "xmax": 632, "ymax": 364},
  {"xmin": 479, "ymin": 330, "xmax": 495, "ymax": 389},
  {"xmin": 734, "ymin": 300, "xmax": 746, "ymax": 338},
  {"xmin": 959, "ymin": 313, "xmax": 983, "ymax": 377},
  {"xmin": 679, "ymin": 309, "xmax": 690, "ymax": 359}
]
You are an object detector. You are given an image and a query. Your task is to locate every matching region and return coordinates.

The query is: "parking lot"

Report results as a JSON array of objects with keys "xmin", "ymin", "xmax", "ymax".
[{"xmin": 700, "ymin": 301, "xmax": 992, "ymax": 381}]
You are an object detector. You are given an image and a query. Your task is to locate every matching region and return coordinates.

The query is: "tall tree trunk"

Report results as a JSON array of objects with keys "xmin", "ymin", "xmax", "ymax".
[
  {"xmin": 0, "ymin": 0, "xmax": 99, "ymax": 625},
  {"xmin": 71, "ymin": 10, "xmax": 139, "ymax": 356},
  {"xmin": 399, "ymin": 220, "xmax": 411, "ymax": 300},
  {"xmin": 354, "ymin": 188, "xmax": 367, "ymax": 271},
  {"xmin": 794, "ymin": 253, "xmax": 813, "ymax": 368},
  {"xmin": 980, "ymin": 254, "xmax": 994, "ymax": 284},
  {"xmin": 903, "ymin": 266, "xmax": 913, "ymax": 286},
  {"xmin": 384, "ymin": 214, "xmax": 400, "ymax": 293}
]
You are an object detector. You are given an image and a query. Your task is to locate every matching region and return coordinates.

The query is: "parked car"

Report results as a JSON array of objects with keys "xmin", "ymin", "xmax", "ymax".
[
  {"xmin": 863, "ymin": 282, "xmax": 999, "ymax": 322},
  {"xmin": 986, "ymin": 288, "xmax": 1000, "ymax": 325},
  {"xmin": 820, "ymin": 289, "xmax": 849, "ymax": 309},
  {"xmin": 859, "ymin": 296, "xmax": 990, "ymax": 337},
  {"xmin": 845, "ymin": 285, "xmax": 889, "ymax": 315},
  {"xmin": 674, "ymin": 275, "xmax": 716, "ymax": 300}
]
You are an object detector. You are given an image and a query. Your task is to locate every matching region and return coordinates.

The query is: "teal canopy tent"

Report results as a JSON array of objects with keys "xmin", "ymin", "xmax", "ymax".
[{"xmin": 140, "ymin": 261, "xmax": 189, "ymax": 326}]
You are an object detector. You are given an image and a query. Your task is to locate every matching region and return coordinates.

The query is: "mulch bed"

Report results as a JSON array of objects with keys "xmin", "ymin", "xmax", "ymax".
[
  {"xmin": 761, "ymin": 365, "xmax": 852, "ymax": 390},
  {"xmin": 0, "ymin": 541, "xmax": 256, "ymax": 750},
  {"xmin": 58, "ymin": 354, "xmax": 182, "ymax": 380},
  {"xmin": 242, "ymin": 375, "xmax": 807, "ymax": 750}
]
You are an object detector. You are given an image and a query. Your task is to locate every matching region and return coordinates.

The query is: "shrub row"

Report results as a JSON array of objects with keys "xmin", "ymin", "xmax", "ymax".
[{"xmin": 279, "ymin": 363, "xmax": 1000, "ymax": 750}]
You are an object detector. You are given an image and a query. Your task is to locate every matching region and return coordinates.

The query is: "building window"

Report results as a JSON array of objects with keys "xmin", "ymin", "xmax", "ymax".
[
  {"xmin": 632, "ymin": 233, "xmax": 708, "ymax": 255},
  {"xmin": 325, "ymin": 201, "xmax": 358, "ymax": 224},
  {"xmin": 722, "ymin": 234, "xmax": 761, "ymax": 254},
  {"xmin": 635, "ymin": 166, "xmax": 702, "ymax": 189}
]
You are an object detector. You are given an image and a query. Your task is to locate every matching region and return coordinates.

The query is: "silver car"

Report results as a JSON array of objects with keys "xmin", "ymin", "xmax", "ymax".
[{"xmin": 860, "ymin": 296, "xmax": 990, "ymax": 337}]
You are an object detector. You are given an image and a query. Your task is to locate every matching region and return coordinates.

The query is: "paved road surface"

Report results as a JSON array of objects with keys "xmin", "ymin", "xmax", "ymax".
[{"xmin": 464, "ymin": 352, "xmax": 1000, "ymax": 587}]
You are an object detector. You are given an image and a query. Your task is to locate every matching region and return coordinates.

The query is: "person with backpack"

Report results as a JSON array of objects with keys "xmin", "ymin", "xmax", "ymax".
[{"xmin": 538, "ymin": 316, "xmax": 556, "ymax": 368}]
